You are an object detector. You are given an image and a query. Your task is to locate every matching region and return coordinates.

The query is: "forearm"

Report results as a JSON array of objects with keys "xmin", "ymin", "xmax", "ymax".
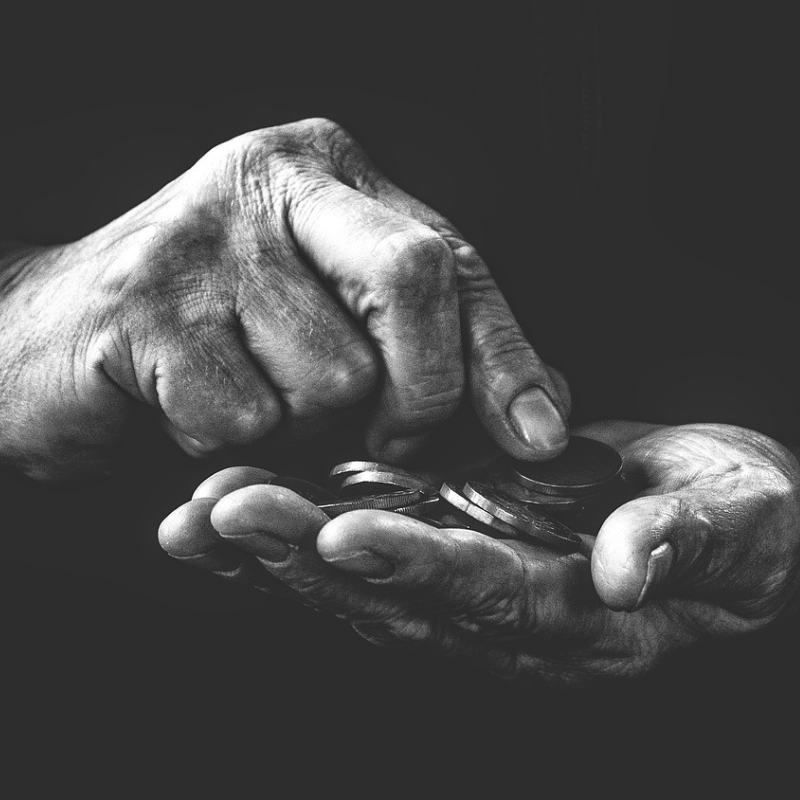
[{"xmin": 0, "ymin": 241, "xmax": 52, "ymax": 295}]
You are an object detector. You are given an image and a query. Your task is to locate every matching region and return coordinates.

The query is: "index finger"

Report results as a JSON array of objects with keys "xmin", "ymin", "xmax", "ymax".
[{"xmin": 316, "ymin": 510, "xmax": 604, "ymax": 641}]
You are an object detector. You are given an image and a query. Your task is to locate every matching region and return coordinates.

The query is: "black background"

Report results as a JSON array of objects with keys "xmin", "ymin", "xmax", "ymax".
[{"xmin": 1, "ymin": 2, "xmax": 797, "ymax": 791}]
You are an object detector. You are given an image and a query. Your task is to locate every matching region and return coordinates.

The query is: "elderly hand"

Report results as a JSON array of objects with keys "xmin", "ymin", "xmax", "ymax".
[
  {"xmin": 159, "ymin": 421, "xmax": 800, "ymax": 686},
  {"xmin": 0, "ymin": 118, "xmax": 569, "ymax": 482}
]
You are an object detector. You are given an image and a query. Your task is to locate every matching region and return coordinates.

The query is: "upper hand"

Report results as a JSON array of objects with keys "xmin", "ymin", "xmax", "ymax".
[{"xmin": 0, "ymin": 118, "xmax": 569, "ymax": 481}]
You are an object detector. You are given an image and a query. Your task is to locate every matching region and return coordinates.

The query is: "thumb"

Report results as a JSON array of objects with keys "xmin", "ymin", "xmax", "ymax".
[{"xmin": 591, "ymin": 494, "xmax": 711, "ymax": 611}]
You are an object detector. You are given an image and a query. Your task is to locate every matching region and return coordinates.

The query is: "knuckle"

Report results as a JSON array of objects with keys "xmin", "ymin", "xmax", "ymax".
[
  {"xmin": 98, "ymin": 223, "xmax": 233, "ymax": 318},
  {"xmin": 215, "ymin": 118, "xmax": 356, "ymax": 172},
  {"xmin": 760, "ymin": 467, "xmax": 799, "ymax": 506},
  {"xmin": 299, "ymin": 117, "xmax": 352, "ymax": 147},
  {"xmin": 201, "ymin": 127, "xmax": 290, "ymax": 167},
  {"xmin": 391, "ymin": 382, "xmax": 465, "ymax": 430},
  {"xmin": 315, "ymin": 348, "xmax": 379, "ymax": 407},
  {"xmin": 155, "ymin": 354, "xmax": 281, "ymax": 447},
  {"xmin": 452, "ymin": 592, "xmax": 528, "ymax": 635},
  {"xmin": 470, "ymin": 326, "xmax": 549, "ymax": 387},
  {"xmin": 214, "ymin": 394, "xmax": 281, "ymax": 445},
  {"xmin": 158, "ymin": 289, "xmax": 230, "ymax": 336},
  {"xmin": 191, "ymin": 126, "xmax": 315, "ymax": 219},
  {"xmin": 445, "ymin": 534, "xmax": 535, "ymax": 633},
  {"xmin": 372, "ymin": 230, "xmax": 454, "ymax": 289},
  {"xmin": 284, "ymin": 341, "xmax": 379, "ymax": 416},
  {"xmin": 446, "ymin": 239, "xmax": 489, "ymax": 280},
  {"xmin": 470, "ymin": 314, "xmax": 531, "ymax": 359},
  {"xmin": 353, "ymin": 613, "xmax": 444, "ymax": 651},
  {"xmin": 293, "ymin": 118, "xmax": 366, "ymax": 178}
]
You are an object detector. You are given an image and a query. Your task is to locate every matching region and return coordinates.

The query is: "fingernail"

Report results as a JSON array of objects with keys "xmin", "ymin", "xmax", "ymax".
[
  {"xmin": 176, "ymin": 547, "xmax": 246, "ymax": 571},
  {"xmin": 222, "ymin": 530, "xmax": 292, "ymax": 563},
  {"xmin": 324, "ymin": 550, "xmax": 395, "ymax": 578},
  {"xmin": 508, "ymin": 387, "xmax": 568, "ymax": 454},
  {"xmin": 633, "ymin": 541, "xmax": 675, "ymax": 610}
]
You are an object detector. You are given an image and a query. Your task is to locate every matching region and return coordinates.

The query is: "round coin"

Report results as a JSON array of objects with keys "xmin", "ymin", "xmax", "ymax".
[
  {"xmin": 494, "ymin": 479, "xmax": 610, "ymax": 512},
  {"xmin": 438, "ymin": 482, "xmax": 520, "ymax": 538},
  {"xmin": 510, "ymin": 435, "xmax": 623, "ymax": 497},
  {"xmin": 318, "ymin": 489, "xmax": 425, "ymax": 518},
  {"xmin": 462, "ymin": 481, "xmax": 582, "ymax": 551},
  {"xmin": 327, "ymin": 461, "xmax": 416, "ymax": 488},
  {"xmin": 392, "ymin": 495, "xmax": 443, "ymax": 517},
  {"xmin": 338, "ymin": 469, "xmax": 439, "ymax": 497},
  {"xmin": 489, "ymin": 478, "xmax": 584, "ymax": 506}
]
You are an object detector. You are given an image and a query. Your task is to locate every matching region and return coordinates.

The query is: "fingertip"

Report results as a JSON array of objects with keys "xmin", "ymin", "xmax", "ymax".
[
  {"xmin": 208, "ymin": 484, "xmax": 275, "ymax": 535},
  {"xmin": 469, "ymin": 343, "xmax": 572, "ymax": 461},
  {"xmin": 210, "ymin": 484, "xmax": 329, "ymax": 544},
  {"xmin": 591, "ymin": 497, "xmax": 680, "ymax": 611},
  {"xmin": 315, "ymin": 510, "xmax": 386, "ymax": 561},
  {"xmin": 158, "ymin": 498, "xmax": 219, "ymax": 557},
  {"xmin": 507, "ymin": 386, "xmax": 569, "ymax": 458},
  {"xmin": 316, "ymin": 528, "xmax": 396, "ymax": 579},
  {"xmin": 316, "ymin": 509, "xmax": 435, "ymax": 565},
  {"xmin": 192, "ymin": 466, "xmax": 277, "ymax": 500},
  {"xmin": 546, "ymin": 365, "xmax": 573, "ymax": 419}
]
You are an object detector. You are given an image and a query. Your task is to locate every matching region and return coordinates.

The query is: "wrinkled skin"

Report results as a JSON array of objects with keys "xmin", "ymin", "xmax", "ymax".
[
  {"xmin": 0, "ymin": 118, "xmax": 569, "ymax": 483},
  {"xmin": 159, "ymin": 421, "xmax": 800, "ymax": 687}
]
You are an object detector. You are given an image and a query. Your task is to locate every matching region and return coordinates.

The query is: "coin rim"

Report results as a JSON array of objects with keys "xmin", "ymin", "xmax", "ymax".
[
  {"xmin": 329, "ymin": 461, "xmax": 415, "ymax": 480},
  {"xmin": 439, "ymin": 482, "xmax": 520, "ymax": 537},
  {"xmin": 318, "ymin": 488, "xmax": 425, "ymax": 518},
  {"xmin": 509, "ymin": 436, "xmax": 623, "ymax": 495},
  {"xmin": 339, "ymin": 469, "xmax": 439, "ymax": 496},
  {"xmin": 462, "ymin": 481, "xmax": 581, "ymax": 549}
]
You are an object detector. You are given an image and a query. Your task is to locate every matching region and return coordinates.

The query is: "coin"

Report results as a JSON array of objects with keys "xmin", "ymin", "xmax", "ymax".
[
  {"xmin": 318, "ymin": 489, "xmax": 425, "ymax": 518},
  {"xmin": 438, "ymin": 482, "xmax": 520, "ymax": 538},
  {"xmin": 462, "ymin": 481, "xmax": 582, "ymax": 551},
  {"xmin": 390, "ymin": 496, "xmax": 447, "ymax": 526},
  {"xmin": 329, "ymin": 460, "xmax": 416, "ymax": 477},
  {"xmin": 489, "ymin": 478, "xmax": 583, "ymax": 506},
  {"xmin": 327, "ymin": 460, "xmax": 415, "ymax": 486},
  {"xmin": 265, "ymin": 476, "xmax": 339, "ymax": 504},
  {"xmin": 338, "ymin": 469, "xmax": 440, "ymax": 497},
  {"xmin": 392, "ymin": 495, "xmax": 443, "ymax": 517},
  {"xmin": 510, "ymin": 435, "xmax": 623, "ymax": 497}
]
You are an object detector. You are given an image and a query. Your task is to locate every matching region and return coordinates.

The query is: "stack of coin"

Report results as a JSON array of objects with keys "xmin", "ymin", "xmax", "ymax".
[
  {"xmin": 317, "ymin": 488, "xmax": 429, "ymax": 518},
  {"xmin": 431, "ymin": 436, "xmax": 626, "ymax": 552},
  {"xmin": 435, "ymin": 479, "xmax": 585, "ymax": 553},
  {"xmin": 258, "ymin": 436, "xmax": 626, "ymax": 556},
  {"xmin": 325, "ymin": 461, "xmax": 444, "ymax": 523},
  {"xmin": 329, "ymin": 461, "xmax": 440, "ymax": 498},
  {"xmin": 500, "ymin": 435, "xmax": 625, "ymax": 527}
]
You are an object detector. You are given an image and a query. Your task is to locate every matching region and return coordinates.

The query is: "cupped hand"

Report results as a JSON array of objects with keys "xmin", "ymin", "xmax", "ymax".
[
  {"xmin": 0, "ymin": 118, "xmax": 569, "ymax": 481},
  {"xmin": 159, "ymin": 422, "xmax": 800, "ymax": 686}
]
